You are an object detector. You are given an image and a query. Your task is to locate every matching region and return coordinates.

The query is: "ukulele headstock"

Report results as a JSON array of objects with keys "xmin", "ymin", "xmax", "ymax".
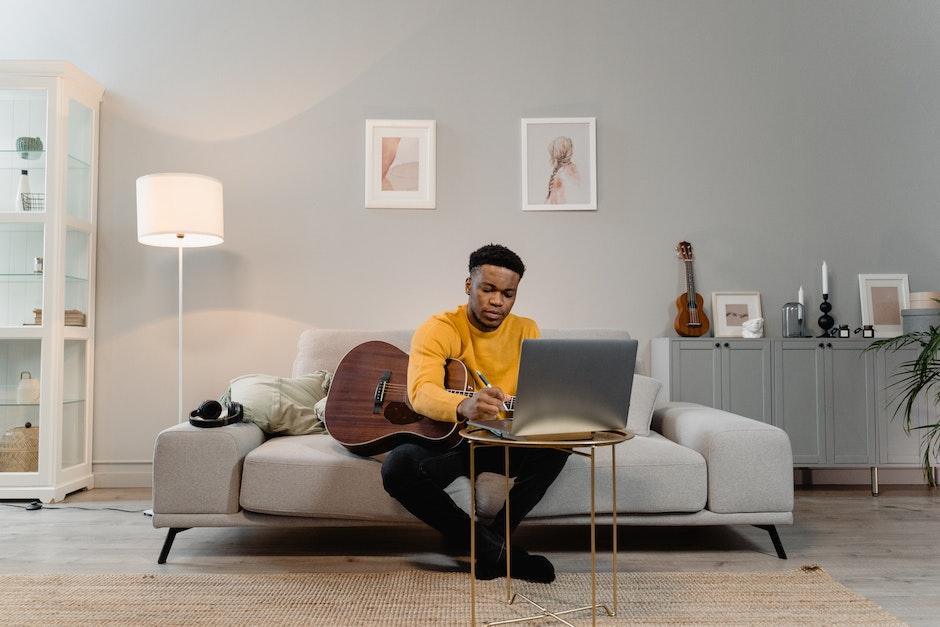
[{"xmin": 676, "ymin": 241, "xmax": 694, "ymax": 261}]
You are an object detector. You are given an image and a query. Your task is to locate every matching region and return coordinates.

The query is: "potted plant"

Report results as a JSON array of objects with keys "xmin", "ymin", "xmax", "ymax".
[{"xmin": 866, "ymin": 323, "xmax": 940, "ymax": 486}]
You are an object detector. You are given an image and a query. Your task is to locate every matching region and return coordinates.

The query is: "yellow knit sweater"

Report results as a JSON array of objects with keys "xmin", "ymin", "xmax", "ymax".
[{"xmin": 407, "ymin": 304, "xmax": 540, "ymax": 423}]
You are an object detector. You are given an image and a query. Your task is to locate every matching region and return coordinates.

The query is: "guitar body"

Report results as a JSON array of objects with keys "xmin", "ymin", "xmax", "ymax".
[
  {"xmin": 324, "ymin": 341, "xmax": 470, "ymax": 456},
  {"xmin": 674, "ymin": 292, "xmax": 710, "ymax": 337}
]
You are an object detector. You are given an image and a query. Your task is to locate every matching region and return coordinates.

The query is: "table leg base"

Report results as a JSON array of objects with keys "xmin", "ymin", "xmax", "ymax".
[{"xmin": 484, "ymin": 593, "xmax": 613, "ymax": 626}]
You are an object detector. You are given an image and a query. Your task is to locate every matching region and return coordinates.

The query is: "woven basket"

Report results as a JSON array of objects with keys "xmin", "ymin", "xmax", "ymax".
[{"xmin": 0, "ymin": 423, "xmax": 39, "ymax": 473}]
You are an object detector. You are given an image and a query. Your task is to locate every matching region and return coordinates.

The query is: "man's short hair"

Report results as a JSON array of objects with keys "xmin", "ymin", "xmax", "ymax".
[{"xmin": 468, "ymin": 244, "xmax": 525, "ymax": 278}]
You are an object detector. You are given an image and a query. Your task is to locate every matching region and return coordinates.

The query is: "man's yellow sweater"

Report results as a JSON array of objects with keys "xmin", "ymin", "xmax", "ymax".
[{"xmin": 407, "ymin": 304, "xmax": 541, "ymax": 423}]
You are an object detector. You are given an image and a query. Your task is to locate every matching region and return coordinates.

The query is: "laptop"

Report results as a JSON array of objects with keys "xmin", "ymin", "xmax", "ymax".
[{"xmin": 467, "ymin": 338, "xmax": 637, "ymax": 439}]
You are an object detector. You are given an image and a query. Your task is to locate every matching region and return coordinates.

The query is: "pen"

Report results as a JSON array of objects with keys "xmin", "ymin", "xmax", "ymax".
[{"xmin": 475, "ymin": 370, "xmax": 510, "ymax": 412}]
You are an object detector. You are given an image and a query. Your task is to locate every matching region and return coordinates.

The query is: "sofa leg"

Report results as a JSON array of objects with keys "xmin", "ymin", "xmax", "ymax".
[
  {"xmin": 158, "ymin": 527, "xmax": 190, "ymax": 564},
  {"xmin": 754, "ymin": 525, "xmax": 787, "ymax": 559}
]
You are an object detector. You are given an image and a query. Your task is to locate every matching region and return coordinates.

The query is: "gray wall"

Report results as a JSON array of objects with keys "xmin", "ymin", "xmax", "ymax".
[{"xmin": 4, "ymin": 1, "xmax": 940, "ymax": 486}]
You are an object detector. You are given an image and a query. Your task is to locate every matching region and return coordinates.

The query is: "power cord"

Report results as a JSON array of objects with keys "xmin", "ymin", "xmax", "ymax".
[{"xmin": 0, "ymin": 501, "xmax": 149, "ymax": 514}]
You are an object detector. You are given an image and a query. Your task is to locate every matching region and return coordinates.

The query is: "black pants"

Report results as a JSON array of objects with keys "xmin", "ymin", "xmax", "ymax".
[{"xmin": 381, "ymin": 441, "xmax": 569, "ymax": 563}]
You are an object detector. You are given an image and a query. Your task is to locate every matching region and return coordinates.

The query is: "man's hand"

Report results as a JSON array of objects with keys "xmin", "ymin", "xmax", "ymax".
[{"xmin": 457, "ymin": 387, "xmax": 506, "ymax": 421}]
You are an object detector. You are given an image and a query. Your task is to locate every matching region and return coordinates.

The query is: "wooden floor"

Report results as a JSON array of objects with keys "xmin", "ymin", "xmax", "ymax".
[{"xmin": 1, "ymin": 485, "xmax": 938, "ymax": 625}]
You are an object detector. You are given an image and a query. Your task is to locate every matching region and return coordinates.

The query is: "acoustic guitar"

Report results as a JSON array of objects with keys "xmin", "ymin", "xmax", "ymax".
[
  {"xmin": 324, "ymin": 341, "xmax": 516, "ymax": 456},
  {"xmin": 674, "ymin": 241, "xmax": 710, "ymax": 337}
]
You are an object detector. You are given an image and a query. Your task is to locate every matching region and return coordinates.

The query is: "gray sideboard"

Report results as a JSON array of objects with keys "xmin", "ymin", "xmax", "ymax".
[{"xmin": 651, "ymin": 337, "xmax": 937, "ymax": 494}]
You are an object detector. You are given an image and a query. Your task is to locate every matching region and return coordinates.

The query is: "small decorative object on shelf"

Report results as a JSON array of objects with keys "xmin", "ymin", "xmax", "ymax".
[
  {"xmin": 65, "ymin": 309, "xmax": 86, "ymax": 327},
  {"xmin": 21, "ymin": 192, "xmax": 44, "ymax": 212},
  {"xmin": 817, "ymin": 294, "xmax": 835, "ymax": 338},
  {"xmin": 32, "ymin": 256, "xmax": 42, "ymax": 273},
  {"xmin": 14, "ymin": 169, "xmax": 29, "ymax": 211},
  {"xmin": 15, "ymin": 136, "xmax": 43, "ymax": 159},
  {"xmin": 32, "ymin": 308, "xmax": 42, "ymax": 325},
  {"xmin": 0, "ymin": 422, "xmax": 39, "ymax": 473},
  {"xmin": 16, "ymin": 371, "xmax": 40, "ymax": 404},
  {"xmin": 837, "ymin": 324, "xmax": 851, "ymax": 338},
  {"xmin": 741, "ymin": 317, "xmax": 764, "ymax": 338},
  {"xmin": 854, "ymin": 325, "xmax": 875, "ymax": 338},
  {"xmin": 782, "ymin": 302, "xmax": 806, "ymax": 337}
]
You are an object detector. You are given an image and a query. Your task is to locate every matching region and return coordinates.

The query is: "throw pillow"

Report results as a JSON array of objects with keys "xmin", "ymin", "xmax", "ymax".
[
  {"xmin": 224, "ymin": 371, "xmax": 332, "ymax": 436},
  {"xmin": 626, "ymin": 375, "xmax": 662, "ymax": 437}
]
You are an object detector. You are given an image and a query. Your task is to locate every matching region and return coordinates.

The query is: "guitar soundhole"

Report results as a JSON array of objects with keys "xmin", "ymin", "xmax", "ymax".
[{"xmin": 383, "ymin": 402, "xmax": 423, "ymax": 425}]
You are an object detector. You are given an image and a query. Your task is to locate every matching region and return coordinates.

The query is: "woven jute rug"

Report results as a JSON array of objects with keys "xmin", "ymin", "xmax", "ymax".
[{"xmin": 0, "ymin": 566, "xmax": 903, "ymax": 626}]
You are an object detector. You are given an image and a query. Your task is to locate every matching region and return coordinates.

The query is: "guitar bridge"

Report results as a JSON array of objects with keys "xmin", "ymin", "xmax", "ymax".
[{"xmin": 374, "ymin": 371, "xmax": 391, "ymax": 414}]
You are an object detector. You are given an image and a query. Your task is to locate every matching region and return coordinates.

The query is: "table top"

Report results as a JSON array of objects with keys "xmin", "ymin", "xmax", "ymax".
[{"xmin": 459, "ymin": 427, "xmax": 633, "ymax": 448}]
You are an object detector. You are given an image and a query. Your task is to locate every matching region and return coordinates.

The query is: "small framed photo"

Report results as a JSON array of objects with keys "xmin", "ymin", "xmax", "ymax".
[
  {"xmin": 365, "ymin": 119, "xmax": 435, "ymax": 209},
  {"xmin": 522, "ymin": 117, "xmax": 596, "ymax": 211},
  {"xmin": 711, "ymin": 291, "xmax": 763, "ymax": 337},
  {"xmin": 858, "ymin": 274, "xmax": 910, "ymax": 338}
]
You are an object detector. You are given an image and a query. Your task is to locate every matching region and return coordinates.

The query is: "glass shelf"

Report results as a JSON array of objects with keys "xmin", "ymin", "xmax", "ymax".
[
  {"xmin": 0, "ymin": 274, "xmax": 87, "ymax": 282},
  {"xmin": 0, "ymin": 150, "xmax": 87, "ymax": 169},
  {"xmin": 0, "ymin": 399, "xmax": 84, "ymax": 407}
]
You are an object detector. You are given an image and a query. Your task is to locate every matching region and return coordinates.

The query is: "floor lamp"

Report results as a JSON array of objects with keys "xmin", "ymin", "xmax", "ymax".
[{"xmin": 136, "ymin": 173, "xmax": 224, "ymax": 423}]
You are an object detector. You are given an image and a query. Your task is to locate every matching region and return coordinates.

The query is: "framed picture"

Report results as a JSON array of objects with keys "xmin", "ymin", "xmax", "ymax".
[
  {"xmin": 711, "ymin": 291, "xmax": 763, "ymax": 337},
  {"xmin": 858, "ymin": 274, "xmax": 910, "ymax": 338},
  {"xmin": 364, "ymin": 119, "xmax": 435, "ymax": 209},
  {"xmin": 521, "ymin": 117, "xmax": 596, "ymax": 211}
]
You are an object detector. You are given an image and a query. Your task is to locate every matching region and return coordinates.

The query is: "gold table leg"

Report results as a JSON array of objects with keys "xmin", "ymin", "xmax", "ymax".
[
  {"xmin": 470, "ymin": 442, "xmax": 477, "ymax": 626},
  {"xmin": 505, "ymin": 445, "xmax": 512, "ymax": 603},
  {"xmin": 612, "ymin": 443, "xmax": 617, "ymax": 617}
]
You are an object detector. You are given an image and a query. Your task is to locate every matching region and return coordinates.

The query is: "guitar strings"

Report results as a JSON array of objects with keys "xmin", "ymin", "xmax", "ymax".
[{"xmin": 378, "ymin": 382, "xmax": 516, "ymax": 406}]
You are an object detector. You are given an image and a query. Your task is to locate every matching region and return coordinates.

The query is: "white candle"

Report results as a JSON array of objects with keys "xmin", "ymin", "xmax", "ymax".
[
  {"xmin": 821, "ymin": 261, "xmax": 829, "ymax": 295},
  {"xmin": 798, "ymin": 285, "xmax": 804, "ymax": 307}
]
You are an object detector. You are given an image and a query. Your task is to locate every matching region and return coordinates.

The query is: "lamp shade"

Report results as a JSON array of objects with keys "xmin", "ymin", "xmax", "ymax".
[{"xmin": 136, "ymin": 173, "xmax": 224, "ymax": 247}]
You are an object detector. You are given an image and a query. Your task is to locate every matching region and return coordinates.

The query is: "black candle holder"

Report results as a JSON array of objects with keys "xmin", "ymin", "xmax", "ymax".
[{"xmin": 817, "ymin": 294, "xmax": 834, "ymax": 338}]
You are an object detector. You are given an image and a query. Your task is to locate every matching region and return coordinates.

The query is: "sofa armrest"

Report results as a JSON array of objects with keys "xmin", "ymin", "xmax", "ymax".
[
  {"xmin": 652, "ymin": 402, "xmax": 793, "ymax": 515},
  {"xmin": 152, "ymin": 422, "xmax": 265, "ymax": 516}
]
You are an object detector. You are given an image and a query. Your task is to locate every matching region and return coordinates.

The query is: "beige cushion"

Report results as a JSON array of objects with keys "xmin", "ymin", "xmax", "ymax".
[
  {"xmin": 238, "ymin": 431, "xmax": 706, "ymax": 520},
  {"xmin": 627, "ymin": 375, "xmax": 662, "ymax": 437},
  {"xmin": 227, "ymin": 372, "xmax": 331, "ymax": 436}
]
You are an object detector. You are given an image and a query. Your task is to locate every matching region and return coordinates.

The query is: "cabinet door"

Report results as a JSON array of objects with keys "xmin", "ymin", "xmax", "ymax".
[
  {"xmin": 721, "ymin": 340, "xmax": 772, "ymax": 424},
  {"xmin": 827, "ymin": 344, "xmax": 876, "ymax": 464},
  {"xmin": 876, "ymin": 348, "xmax": 928, "ymax": 465},
  {"xmin": 774, "ymin": 341, "xmax": 826, "ymax": 464},
  {"xmin": 671, "ymin": 341, "xmax": 720, "ymax": 408}
]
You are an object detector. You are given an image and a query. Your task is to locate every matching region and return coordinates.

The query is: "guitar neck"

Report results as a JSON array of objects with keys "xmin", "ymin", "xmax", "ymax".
[{"xmin": 684, "ymin": 259, "xmax": 700, "ymax": 325}]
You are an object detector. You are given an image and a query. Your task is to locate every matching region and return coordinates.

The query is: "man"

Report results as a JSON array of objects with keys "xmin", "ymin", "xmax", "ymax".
[{"xmin": 381, "ymin": 244, "xmax": 569, "ymax": 583}]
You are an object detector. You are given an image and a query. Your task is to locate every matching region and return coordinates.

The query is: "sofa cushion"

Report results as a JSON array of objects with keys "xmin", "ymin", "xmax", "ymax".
[
  {"xmin": 239, "ymin": 431, "xmax": 706, "ymax": 521},
  {"xmin": 626, "ymin": 375, "xmax": 662, "ymax": 437},
  {"xmin": 226, "ymin": 372, "xmax": 331, "ymax": 436}
]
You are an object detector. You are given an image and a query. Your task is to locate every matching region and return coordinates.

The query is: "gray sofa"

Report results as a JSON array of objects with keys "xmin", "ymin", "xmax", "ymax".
[{"xmin": 152, "ymin": 329, "xmax": 794, "ymax": 563}]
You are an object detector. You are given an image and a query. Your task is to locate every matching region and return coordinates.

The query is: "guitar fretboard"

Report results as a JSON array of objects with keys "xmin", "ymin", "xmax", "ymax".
[{"xmin": 684, "ymin": 259, "xmax": 700, "ymax": 326}]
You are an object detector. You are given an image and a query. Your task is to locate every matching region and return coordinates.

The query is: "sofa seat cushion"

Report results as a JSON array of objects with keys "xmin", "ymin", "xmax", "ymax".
[
  {"xmin": 526, "ymin": 431, "xmax": 706, "ymax": 516},
  {"xmin": 240, "ymin": 431, "xmax": 706, "ymax": 521},
  {"xmin": 240, "ymin": 435, "xmax": 413, "ymax": 521}
]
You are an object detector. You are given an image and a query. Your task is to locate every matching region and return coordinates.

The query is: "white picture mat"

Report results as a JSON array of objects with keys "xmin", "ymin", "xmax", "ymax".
[
  {"xmin": 711, "ymin": 291, "xmax": 763, "ymax": 338},
  {"xmin": 521, "ymin": 117, "xmax": 597, "ymax": 211},
  {"xmin": 858, "ymin": 274, "xmax": 910, "ymax": 338},
  {"xmin": 364, "ymin": 119, "xmax": 435, "ymax": 209}
]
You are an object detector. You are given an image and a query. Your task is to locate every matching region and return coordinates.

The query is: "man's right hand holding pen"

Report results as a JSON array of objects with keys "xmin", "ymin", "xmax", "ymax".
[{"xmin": 456, "ymin": 371, "xmax": 509, "ymax": 421}]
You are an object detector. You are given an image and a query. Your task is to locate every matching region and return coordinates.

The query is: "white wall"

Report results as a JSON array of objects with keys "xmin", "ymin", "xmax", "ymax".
[{"xmin": 2, "ymin": 1, "xmax": 939, "ymax": 487}]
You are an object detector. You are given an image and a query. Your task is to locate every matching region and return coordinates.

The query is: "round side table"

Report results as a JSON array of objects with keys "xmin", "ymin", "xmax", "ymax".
[{"xmin": 460, "ymin": 428, "xmax": 633, "ymax": 626}]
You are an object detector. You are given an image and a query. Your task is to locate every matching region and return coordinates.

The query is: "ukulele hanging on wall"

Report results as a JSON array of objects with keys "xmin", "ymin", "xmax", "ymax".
[{"xmin": 674, "ymin": 241, "xmax": 710, "ymax": 337}]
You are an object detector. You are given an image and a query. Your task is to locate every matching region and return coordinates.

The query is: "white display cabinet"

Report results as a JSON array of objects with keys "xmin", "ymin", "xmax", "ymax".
[{"xmin": 0, "ymin": 62, "xmax": 102, "ymax": 502}]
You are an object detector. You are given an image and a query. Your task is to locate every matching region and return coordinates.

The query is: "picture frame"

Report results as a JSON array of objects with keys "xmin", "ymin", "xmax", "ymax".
[
  {"xmin": 858, "ymin": 274, "xmax": 910, "ymax": 338},
  {"xmin": 521, "ymin": 117, "xmax": 597, "ymax": 211},
  {"xmin": 711, "ymin": 291, "xmax": 763, "ymax": 337},
  {"xmin": 364, "ymin": 119, "xmax": 436, "ymax": 209}
]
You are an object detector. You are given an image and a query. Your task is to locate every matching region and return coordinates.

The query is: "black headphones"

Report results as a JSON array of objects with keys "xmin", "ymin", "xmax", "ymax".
[{"xmin": 189, "ymin": 400, "xmax": 244, "ymax": 428}]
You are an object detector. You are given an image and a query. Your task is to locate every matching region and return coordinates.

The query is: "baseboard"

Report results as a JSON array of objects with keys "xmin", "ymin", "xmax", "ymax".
[
  {"xmin": 793, "ymin": 467, "xmax": 932, "ymax": 486},
  {"xmin": 92, "ymin": 461, "xmax": 152, "ymax": 488}
]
